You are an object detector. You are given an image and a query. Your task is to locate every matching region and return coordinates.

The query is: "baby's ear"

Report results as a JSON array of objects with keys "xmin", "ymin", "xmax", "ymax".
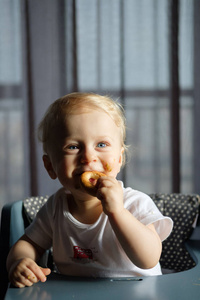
[
  {"xmin": 119, "ymin": 147, "xmax": 124, "ymax": 166},
  {"xmin": 42, "ymin": 155, "xmax": 57, "ymax": 179}
]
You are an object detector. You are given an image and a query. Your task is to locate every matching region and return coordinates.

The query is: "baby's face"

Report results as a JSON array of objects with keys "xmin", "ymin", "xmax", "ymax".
[{"xmin": 49, "ymin": 109, "xmax": 124, "ymax": 196}]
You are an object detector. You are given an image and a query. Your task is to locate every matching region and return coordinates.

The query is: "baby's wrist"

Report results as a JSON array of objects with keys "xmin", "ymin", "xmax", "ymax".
[{"xmin": 107, "ymin": 206, "xmax": 126, "ymax": 220}]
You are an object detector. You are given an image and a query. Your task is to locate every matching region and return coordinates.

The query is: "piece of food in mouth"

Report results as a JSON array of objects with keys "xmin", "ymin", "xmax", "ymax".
[{"xmin": 80, "ymin": 171, "xmax": 106, "ymax": 196}]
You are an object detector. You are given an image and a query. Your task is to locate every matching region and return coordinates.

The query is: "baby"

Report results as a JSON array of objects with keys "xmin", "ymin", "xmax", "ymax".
[{"xmin": 7, "ymin": 92, "xmax": 173, "ymax": 287}]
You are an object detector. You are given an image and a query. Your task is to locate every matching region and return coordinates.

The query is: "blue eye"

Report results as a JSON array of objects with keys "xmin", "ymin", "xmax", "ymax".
[
  {"xmin": 68, "ymin": 145, "xmax": 78, "ymax": 150},
  {"xmin": 97, "ymin": 142, "xmax": 106, "ymax": 148}
]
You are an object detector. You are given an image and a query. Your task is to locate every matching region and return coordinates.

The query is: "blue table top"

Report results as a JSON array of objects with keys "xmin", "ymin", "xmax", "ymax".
[
  {"xmin": 5, "ymin": 269, "xmax": 200, "ymax": 300},
  {"xmin": 5, "ymin": 240, "xmax": 200, "ymax": 300}
]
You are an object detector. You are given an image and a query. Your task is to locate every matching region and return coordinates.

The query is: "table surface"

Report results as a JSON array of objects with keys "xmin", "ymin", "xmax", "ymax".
[{"xmin": 5, "ymin": 240, "xmax": 200, "ymax": 300}]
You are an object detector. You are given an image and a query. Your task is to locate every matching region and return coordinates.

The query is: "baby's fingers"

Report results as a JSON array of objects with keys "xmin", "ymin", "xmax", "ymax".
[
  {"xmin": 28, "ymin": 262, "xmax": 49, "ymax": 283},
  {"xmin": 11, "ymin": 269, "xmax": 38, "ymax": 288},
  {"xmin": 40, "ymin": 267, "xmax": 51, "ymax": 277},
  {"xmin": 10, "ymin": 258, "xmax": 50, "ymax": 288}
]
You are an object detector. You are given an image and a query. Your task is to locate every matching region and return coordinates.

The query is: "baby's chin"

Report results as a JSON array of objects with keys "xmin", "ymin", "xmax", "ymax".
[
  {"xmin": 72, "ymin": 179, "xmax": 89, "ymax": 193},
  {"xmin": 62, "ymin": 177, "xmax": 82, "ymax": 193}
]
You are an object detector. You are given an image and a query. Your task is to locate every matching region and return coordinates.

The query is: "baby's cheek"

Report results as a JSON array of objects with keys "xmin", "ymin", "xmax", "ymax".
[
  {"xmin": 103, "ymin": 161, "xmax": 113, "ymax": 172},
  {"xmin": 102, "ymin": 159, "xmax": 120, "ymax": 176}
]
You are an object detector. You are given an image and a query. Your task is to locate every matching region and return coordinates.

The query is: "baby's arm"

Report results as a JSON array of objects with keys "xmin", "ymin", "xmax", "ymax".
[
  {"xmin": 97, "ymin": 177, "xmax": 162, "ymax": 269},
  {"xmin": 6, "ymin": 234, "xmax": 51, "ymax": 288},
  {"xmin": 108, "ymin": 209, "xmax": 162, "ymax": 269}
]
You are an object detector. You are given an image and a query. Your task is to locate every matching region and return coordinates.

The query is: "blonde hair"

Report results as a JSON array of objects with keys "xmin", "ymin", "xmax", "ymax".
[{"xmin": 38, "ymin": 92, "xmax": 128, "ymax": 165}]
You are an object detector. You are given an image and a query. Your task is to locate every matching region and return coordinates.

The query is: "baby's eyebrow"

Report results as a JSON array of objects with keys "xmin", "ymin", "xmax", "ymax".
[
  {"xmin": 61, "ymin": 136, "xmax": 77, "ymax": 142},
  {"xmin": 61, "ymin": 135, "xmax": 115, "ymax": 143},
  {"xmin": 95, "ymin": 136, "xmax": 114, "ymax": 140}
]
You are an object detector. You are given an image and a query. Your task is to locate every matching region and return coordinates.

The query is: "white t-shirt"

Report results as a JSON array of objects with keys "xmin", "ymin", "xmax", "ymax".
[{"xmin": 25, "ymin": 182, "xmax": 173, "ymax": 277}]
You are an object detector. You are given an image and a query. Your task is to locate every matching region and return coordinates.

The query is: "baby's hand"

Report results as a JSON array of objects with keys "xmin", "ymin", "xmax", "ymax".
[
  {"xmin": 9, "ymin": 257, "xmax": 51, "ymax": 288},
  {"xmin": 97, "ymin": 177, "xmax": 124, "ymax": 215}
]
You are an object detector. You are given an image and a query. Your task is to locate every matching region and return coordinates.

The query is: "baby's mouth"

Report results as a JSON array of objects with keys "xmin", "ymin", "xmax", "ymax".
[{"xmin": 88, "ymin": 177, "xmax": 97, "ymax": 186}]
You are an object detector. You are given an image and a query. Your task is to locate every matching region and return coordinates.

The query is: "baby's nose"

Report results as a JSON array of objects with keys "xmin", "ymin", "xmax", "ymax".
[{"xmin": 80, "ymin": 147, "xmax": 97, "ymax": 164}]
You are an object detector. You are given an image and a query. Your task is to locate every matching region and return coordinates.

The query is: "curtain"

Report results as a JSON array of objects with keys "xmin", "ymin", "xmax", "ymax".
[
  {"xmin": 0, "ymin": 0, "xmax": 199, "ymax": 213},
  {"xmin": 0, "ymin": 0, "xmax": 24, "ymax": 209}
]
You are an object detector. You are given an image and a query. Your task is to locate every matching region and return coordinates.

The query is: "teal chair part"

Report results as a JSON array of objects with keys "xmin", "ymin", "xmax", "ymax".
[
  {"xmin": 9, "ymin": 201, "xmax": 24, "ymax": 246},
  {"xmin": 0, "ymin": 201, "xmax": 24, "ymax": 299}
]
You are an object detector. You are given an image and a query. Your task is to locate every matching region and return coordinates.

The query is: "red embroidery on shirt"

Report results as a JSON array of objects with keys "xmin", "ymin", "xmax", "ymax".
[{"xmin": 73, "ymin": 246, "xmax": 93, "ymax": 259}]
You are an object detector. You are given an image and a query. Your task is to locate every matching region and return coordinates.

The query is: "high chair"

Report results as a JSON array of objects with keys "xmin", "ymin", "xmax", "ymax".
[{"xmin": 1, "ymin": 193, "xmax": 200, "ymax": 300}]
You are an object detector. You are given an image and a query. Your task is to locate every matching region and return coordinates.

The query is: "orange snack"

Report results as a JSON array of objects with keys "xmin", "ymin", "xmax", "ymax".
[{"xmin": 80, "ymin": 171, "xmax": 106, "ymax": 196}]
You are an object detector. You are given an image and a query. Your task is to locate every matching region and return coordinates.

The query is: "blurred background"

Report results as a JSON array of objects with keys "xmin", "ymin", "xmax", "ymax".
[{"xmin": 0, "ymin": 0, "xmax": 200, "ymax": 215}]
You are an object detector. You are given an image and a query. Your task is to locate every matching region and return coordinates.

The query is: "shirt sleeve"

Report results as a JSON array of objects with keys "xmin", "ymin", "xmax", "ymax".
[
  {"xmin": 25, "ymin": 194, "xmax": 55, "ymax": 250},
  {"xmin": 123, "ymin": 186, "xmax": 173, "ymax": 242}
]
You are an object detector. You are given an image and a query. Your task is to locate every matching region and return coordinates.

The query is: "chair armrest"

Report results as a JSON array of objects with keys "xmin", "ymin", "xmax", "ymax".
[
  {"xmin": 0, "ymin": 200, "xmax": 24, "ymax": 298},
  {"xmin": 9, "ymin": 201, "xmax": 24, "ymax": 246},
  {"xmin": 0, "ymin": 201, "xmax": 24, "ymax": 264}
]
